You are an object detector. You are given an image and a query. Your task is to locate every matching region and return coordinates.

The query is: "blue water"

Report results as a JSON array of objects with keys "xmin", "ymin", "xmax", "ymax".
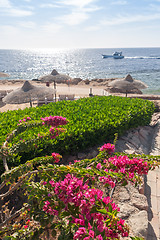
[{"xmin": 0, "ymin": 48, "xmax": 160, "ymax": 95}]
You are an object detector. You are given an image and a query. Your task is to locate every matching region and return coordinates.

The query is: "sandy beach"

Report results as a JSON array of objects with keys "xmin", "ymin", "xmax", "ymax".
[
  {"xmin": 0, "ymin": 80, "xmax": 106, "ymax": 112},
  {"xmin": 0, "ymin": 79, "xmax": 160, "ymax": 112}
]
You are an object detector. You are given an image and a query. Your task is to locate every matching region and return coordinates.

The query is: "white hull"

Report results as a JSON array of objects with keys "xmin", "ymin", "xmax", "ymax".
[{"xmin": 102, "ymin": 52, "xmax": 124, "ymax": 59}]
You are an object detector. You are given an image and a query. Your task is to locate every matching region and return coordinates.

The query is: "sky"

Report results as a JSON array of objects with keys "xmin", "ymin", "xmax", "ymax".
[{"xmin": 0, "ymin": 0, "xmax": 160, "ymax": 49}]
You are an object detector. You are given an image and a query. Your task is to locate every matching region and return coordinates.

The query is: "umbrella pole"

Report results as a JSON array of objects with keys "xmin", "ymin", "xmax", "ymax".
[
  {"xmin": 29, "ymin": 99, "xmax": 32, "ymax": 107},
  {"xmin": 126, "ymin": 91, "xmax": 128, "ymax": 97},
  {"xmin": 54, "ymin": 80, "xmax": 56, "ymax": 102}
]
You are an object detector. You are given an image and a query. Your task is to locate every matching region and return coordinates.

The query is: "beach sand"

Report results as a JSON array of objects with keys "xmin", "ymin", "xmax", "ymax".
[
  {"xmin": 0, "ymin": 80, "xmax": 159, "ymax": 112},
  {"xmin": 0, "ymin": 80, "xmax": 105, "ymax": 112}
]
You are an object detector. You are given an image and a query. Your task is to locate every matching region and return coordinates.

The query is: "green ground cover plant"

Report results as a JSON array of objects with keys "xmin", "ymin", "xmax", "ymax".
[{"xmin": 0, "ymin": 96, "xmax": 154, "ymax": 175}]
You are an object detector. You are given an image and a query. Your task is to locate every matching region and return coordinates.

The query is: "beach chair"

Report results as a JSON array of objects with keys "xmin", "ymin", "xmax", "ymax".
[
  {"xmin": 58, "ymin": 95, "xmax": 67, "ymax": 101},
  {"xmin": 37, "ymin": 97, "xmax": 54, "ymax": 106},
  {"xmin": 67, "ymin": 94, "xmax": 75, "ymax": 100}
]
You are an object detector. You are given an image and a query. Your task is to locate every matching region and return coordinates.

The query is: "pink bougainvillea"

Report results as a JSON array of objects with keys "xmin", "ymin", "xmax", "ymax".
[
  {"xmin": 41, "ymin": 116, "xmax": 68, "ymax": 127},
  {"xmin": 51, "ymin": 152, "xmax": 62, "ymax": 163},
  {"xmin": 108, "ymin": 155, "xmax": 149, "ymax": 176},
  {"xmin": 43, "ymin": 174, "xmax": 129, "ymax": 240},
  {"xmin": 100, "ymin": 143, "xmax": 115, "ymax": 154}
]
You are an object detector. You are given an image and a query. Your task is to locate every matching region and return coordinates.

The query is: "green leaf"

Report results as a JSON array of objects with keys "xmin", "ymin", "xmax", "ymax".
[
  {"xmin": 2, "ymin": 237, "xmax": 12, "ymax": 240},
  {"xmin": 96, "ymin": 208, "xmax": 107, "ymax": 214},
  {"xmin": 108, "ymin": 203, "xmax": 112, "ymax": 213}
]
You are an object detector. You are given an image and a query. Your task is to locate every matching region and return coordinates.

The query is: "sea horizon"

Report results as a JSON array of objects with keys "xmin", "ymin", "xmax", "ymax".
[{"xmin": 0, "ymin": 47, "xmax": 160, "ymax": 95}]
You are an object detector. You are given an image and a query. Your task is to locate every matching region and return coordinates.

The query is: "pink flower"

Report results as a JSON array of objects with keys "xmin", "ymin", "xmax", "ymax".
[
  {"xmin": 97, "ymin": 234, "xmax": 103, "ymax": 240},
  {"xmin": 42, "ymin": 174, "xmax": 129, "ymax": 239},
  {"xmin": 74, "ymin": 218, "xmax": 85, "ymax": 225},
  {"xmin": 97, "ymin": 163, "xmax": 102, "ymax": 169},
  {"xmin": 41, "ymin": 116, "xmax": 68, "ymax": 127},
  {"xmin": 88, "ymin": 222, "xmax": 92, "ymax": 230},
  {"xmin": 52, "ymin": 152, "xmax": 61, "ymax": 163},
  {"xmin": 73, "ymin": 227, "xmax": 87, "ymax": 239},
  {"xmin": 24, "ymin": 225, "xmax": 28, "ymax": 229},
  {"xmin": 97, "ymin": 221, "xmax": 104, "ymax": 232},
  {"xmin": 42, "ymin": 181, "xmax": 47, "ymax": 185},
  {"xmin": 89, "ymin": 230, "xmax": 95, "ymax": 238},
  {"xmin": 49, "ymin": 179, "xmax": 55, "ymax": 187},
  {"xmin": 122, "ymin": 231, "xmax": 129, "ymax": 237},
  {"xmin": 100, "ymin": 143, "xmax": 115, "ymax": 154},
  {"xmin": 102, "ymin": 197, "xmax": 110, "ymax": 205},
  {"xmin": 19, "ymin": 119, "xmax": 22, "ymax": 122}
]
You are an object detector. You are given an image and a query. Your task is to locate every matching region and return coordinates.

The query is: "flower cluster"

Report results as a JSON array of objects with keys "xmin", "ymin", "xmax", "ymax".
[
  {"xmin": 43, "ymin": 174, "xmax": 129, "ymax": 239},
  {"xmin": 49, "ymin": 127, "xmax": 65, "ymax": 139},
  {"xmin": 51, "ymin": 152, "xmax": 62, "ymax": 163},
  {"xmin": 98, "ymin": 175, "xmax": 115, "ymax": 188},
  {"xmin": 108, "ymin": 155, "xmax": 149, "ymax": 177},
  {"xmin": 41, "ymin": 116, "xmax": 68, "ymax": 127},
  {"xmin": 23, "ymin": 219, "xmax": 30, "ymax": 229},
  {"xmin": 100, "ymin": 143, "xmax": 115, "ymax": 154},
  {"xmin": 19, "ymin": 117, "xmax": 31, "ymax": 123}
]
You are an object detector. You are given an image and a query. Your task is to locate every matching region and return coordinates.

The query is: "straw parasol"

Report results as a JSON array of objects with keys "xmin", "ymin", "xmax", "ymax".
[
  {"xmin": 108, "ymin": 74, "xmax": 147, "ymax": 97},
  {"xmin": 2, "ymin": 80, "xmax": 56, "ymax": 107},
  {"xmin": 38, "ymin": 69, "xmax": 72, "ymax": 84},
  {"xmin": 0, "ymin": 72, "xmax": 9, "ymax": 78}
]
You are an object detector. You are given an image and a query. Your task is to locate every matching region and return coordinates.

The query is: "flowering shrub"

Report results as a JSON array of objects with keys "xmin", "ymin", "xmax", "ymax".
[
  {"xmin": 1, "ymin": 112, "xmax": 158, "ymax": 240},
  {"xmin": 49, "ymin": 127, "xmax": 65, "ymax": 139},
  {"xmin": 41, "ymin": 115, "xmax": 68, "ymax": 127},
  {"xmin": 3, "ymin": 116, "xmax": 68, "ymax": 160},
  {"xmin": 19, "ymin": 116, "xmax": 31, "ymax": 123},
  {"xmin": 100, "ymin": 143, "xmax": 115, "ymax": 155},
  {"xmin": 42, "ymin": 174, "xmax": 129, "ymax": 240},
  {"xmin": 108, "ymin": 155, "xmax": 149, "ymax": 176},
  {"xmin": 51, "ymin": 152, "xmax": 62, "ymax": 163}
]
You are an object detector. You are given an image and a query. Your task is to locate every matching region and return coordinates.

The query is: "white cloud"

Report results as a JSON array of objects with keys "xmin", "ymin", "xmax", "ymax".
[
  {"xmin": 100, "ymin": 13, "xmax": 160, "ymax": 26},
  {"xmin": 57, "ymin": 11, "xmax": 89, "ymax": 25},
  {"xmin": 42, "ymin": 23, "xmax": 62, "ymax": 32},
  {"xmin": 0, "ymin": 0, "xmax": 11, "ymax": 8},
  {"xmin": 53, "ymin": 0, "xmax": 100, "ymax": 26},
  {"xmin": 0, "ymin": 24, "xmax": 19, "ymax": 35},
  {"xmin": 84, "ymin": 25, "xmax": 100, "ymax": 31},
  {"xmin": 0, "ymin": 0, "xmax": 33, "ymax": 17},
  {"xmin": 39, "ymin": 3, "xmax": 61, "ymax": 8},
  {"xmin": 83, "ymin": 6, "xmax": 102, "ymax": 12},
  {"xmin": 111, "ymin": 1, "xmax": 127, "ymax": 5},
  {"xmin": 149, "ymin": 3, "xmax": 160, "ymax": 11},
  {"xmin": 17, "ymin": 21, "xmax": 36, "ymax": 29},
  {"xmin": 3, "ymin": 8, "xmax": 33, "ymax": 16},
  {"xmin": 57, "ymin": 0, "xmax": 97, "ymax": 8}
]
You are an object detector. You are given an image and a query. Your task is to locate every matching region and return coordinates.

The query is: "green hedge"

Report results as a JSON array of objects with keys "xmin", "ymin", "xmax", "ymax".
[{"xmin": 0, "ymin": 96, "xmax": 154, "ymax": 170}]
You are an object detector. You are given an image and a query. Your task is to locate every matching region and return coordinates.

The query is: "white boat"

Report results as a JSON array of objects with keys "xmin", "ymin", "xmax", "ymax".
[{"xmin": 102, "ymin": 51, "xmax": 124, "ymax": 59}]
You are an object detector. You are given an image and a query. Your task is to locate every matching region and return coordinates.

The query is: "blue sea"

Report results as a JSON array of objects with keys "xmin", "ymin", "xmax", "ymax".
[{"xmin": 0, "ymin": 48, "xmax": 160, "ymax": 95}]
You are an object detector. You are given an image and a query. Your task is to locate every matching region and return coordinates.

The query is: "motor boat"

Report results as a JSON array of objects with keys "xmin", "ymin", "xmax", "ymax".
[{"xmin": 102, "ymin": 51, "xmax": 124, "ymax": 59}]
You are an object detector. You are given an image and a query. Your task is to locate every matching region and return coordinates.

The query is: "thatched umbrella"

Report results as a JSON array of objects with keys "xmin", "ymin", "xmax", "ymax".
[
  {"xmin": 3, "ymin": 81, "xmax": 56, "ymax": 107},
  {"xmin": 38, "ymin": 69, "xmax": 72, "ymax": 84},
  {"xmin": 108, "ymin": 74, "xmax": 147, "ymax": 97},
  {"xmin": 0, "ymin": 72, "xmax": 9, "ymax": 78}
]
